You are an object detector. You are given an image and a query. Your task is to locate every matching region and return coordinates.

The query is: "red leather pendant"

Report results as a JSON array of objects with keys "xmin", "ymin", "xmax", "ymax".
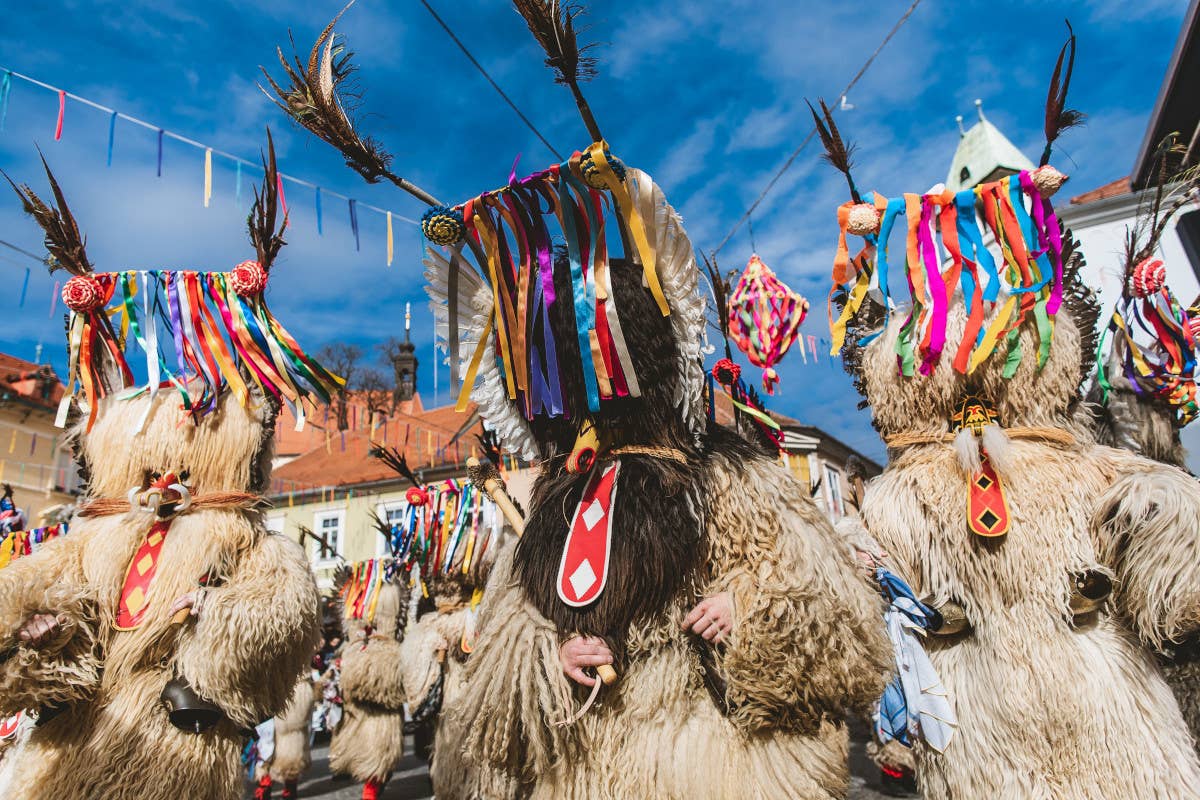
[
  {"xmin": 557, "ymin": 460, "xmax": 620, "ymax": 607},
  {"xmin": 967, "ymin": 454, "xmax": 1010, "ymax": 537},
  {"xmin": 115, "ymin": 519, "xmax": 174, "ymax": 630}
]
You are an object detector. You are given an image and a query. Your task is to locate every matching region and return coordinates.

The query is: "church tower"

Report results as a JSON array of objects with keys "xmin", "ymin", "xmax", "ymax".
[
  {"xmin": 946, "ymin": 99, "xmax": 1035, "ymax": 192},
  {"xmin": 391, "ymin": 302, "xmax": 418, "ymax": 406}
]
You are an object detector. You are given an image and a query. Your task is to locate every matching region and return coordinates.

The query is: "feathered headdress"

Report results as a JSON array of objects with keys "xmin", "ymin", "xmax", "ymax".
[
  {"xmin": 822, "ymin": 24, "xmax": 1081, "ymax": 380},
  {"xmin": 1095, "ymin": 135, "xmax": 1200, "ymax": 425},
  {"xmin": 264, "ymin": 3, "xmax": 705, "ymax": 460},
  {"xmin": 5, "ymin": 131, "xmax": 343, "ymax": 431}
]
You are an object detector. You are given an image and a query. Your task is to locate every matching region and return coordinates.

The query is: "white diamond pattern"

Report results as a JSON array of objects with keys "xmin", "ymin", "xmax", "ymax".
[
  {"xmin": 581, "ymin": 499, "xmax": 605, "ymax": 531},
  {"xmin": 569, "ymin": 559, "xmax": 597, "ymax": 599}
]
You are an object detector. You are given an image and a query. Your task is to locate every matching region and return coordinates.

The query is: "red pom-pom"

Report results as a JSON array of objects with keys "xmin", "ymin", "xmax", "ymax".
[
  {"xmin": 712, "ymin": 358, "xmax": 741, "ymax": 386},
  {"xmin": 405, "ymin": 486, "xmax": 429, "ymax": 507},
  {"xmin": 1131, "ymin": 258, "xmax": 1166, "ymax": 298},
  {"xmin": 229, "ymin": 260, "xmax": 268, "ymax": 296},
  {"xmin": 61, "ymin": 275, "xmax": 104, "ymax": 313}
]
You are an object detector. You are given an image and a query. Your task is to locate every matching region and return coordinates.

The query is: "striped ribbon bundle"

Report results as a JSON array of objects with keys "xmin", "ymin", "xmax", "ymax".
[
  {"xmin": 389, "ymin": 479, "xmax": 502, "ymax": 585},
  {"xmin": 1097, "ymin": 277, "xmax": 1199, "ymax": 425},
  {"xmin": 830, "ymin": 170, "xmax": 1064, "ymax": 378},
  {"xmin": 62, "ymin": 266, "xmax": 343, "ymax": 431},
  {"xmin": 0, "ymin": 523, "xmax": 67, "ymax": 570},
  {"xmin": 453, "ymin": 142, "xmax": 666, "ymax": 421},
  {"xmin": 341, "ymin": 558, "xmax": 388, "ymax": 622}
]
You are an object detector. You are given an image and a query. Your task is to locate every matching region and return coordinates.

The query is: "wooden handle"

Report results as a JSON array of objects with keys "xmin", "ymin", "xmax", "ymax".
[
  {"xmin": 467, "ymin": 457, "xmax": 525, "ymax": 537},
  {"xmin": 596, "ymin": 664, "xmax": 618, "ymax": 685},
  {"xmin": 170, "ymin": 608, "xmax": 192, "ymax": 626}
]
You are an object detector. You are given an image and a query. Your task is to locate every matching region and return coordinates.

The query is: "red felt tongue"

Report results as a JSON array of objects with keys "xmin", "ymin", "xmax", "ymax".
[{"xmin": 557, "ymin": 461, "xmax": 620, "ymax": 608}]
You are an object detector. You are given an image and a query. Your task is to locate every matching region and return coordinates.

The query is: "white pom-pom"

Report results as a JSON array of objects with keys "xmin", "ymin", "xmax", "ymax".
[
  {"xmin": 1031, "ymin": 165, "xmax": 1068, "ymax": 198},
  {"xmin": 846, "ymin": 203, "xmax": 881, "ymax": 236}
]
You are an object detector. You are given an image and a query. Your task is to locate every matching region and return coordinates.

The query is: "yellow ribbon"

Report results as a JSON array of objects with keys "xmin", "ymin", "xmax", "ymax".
[
  {"xmin": 456, "ymin": 312, "xmax": 494, "ymax": 413},
  {"xmin": 586, "ymin": 142, "xmax": 670, "ymax": 317}
]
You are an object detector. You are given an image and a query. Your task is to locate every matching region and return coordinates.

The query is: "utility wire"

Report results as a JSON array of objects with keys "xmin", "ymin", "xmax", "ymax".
[
  {"xmin": 0, "ymin": 239, "xmax": 44, "ymax": 264},
  {"xmin": 419, "ymin": 0, "xmax": 564, "ymax": 161},
  {"xmin": 711, "ymin": 0, "xmax": 924, "ymax": 257}
]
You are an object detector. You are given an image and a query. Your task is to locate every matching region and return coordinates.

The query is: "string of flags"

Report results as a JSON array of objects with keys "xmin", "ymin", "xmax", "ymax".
[
  {"xmin": 0, "ymin": 524, "xmax": 67, "ymax": 570},
  {"xmin": 0, "ymin": 67, "xmax": 418, "ymax": 265}
]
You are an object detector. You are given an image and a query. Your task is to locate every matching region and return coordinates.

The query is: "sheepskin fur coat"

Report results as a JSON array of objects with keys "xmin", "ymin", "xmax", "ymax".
[
  {"xmin": 329, "ymin": 578, "xmax": 408, "ymax": 785},
  {"xmin": 0, "ymin": 388, "xmax": 321, "ymax": 800},
  {"xmin": 1088, "ymin": 327, "xmax": 1200, "ymax": 757},
  {"xmin": 432, "ymin": 240, "xmax": 891, "ymax": 798},
  {"xmin": 847, "ymin": 246, "xmax": 1200, "ymax": 799}
]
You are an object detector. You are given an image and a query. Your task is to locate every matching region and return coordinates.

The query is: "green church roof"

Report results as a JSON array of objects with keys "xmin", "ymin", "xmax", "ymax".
[{"xmin": 946, "ymin": 100, "xmax": 1035, "ymax": 193}]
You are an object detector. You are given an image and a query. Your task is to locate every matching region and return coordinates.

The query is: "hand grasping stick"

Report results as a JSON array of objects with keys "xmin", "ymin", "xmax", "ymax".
[{"xmin": 466, "ymin": 456, "xmax": 617, "ymax": 686}]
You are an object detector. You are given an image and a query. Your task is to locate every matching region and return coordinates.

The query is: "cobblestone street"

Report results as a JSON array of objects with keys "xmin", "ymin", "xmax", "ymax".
[{"xmin": 248, "ymin": 732, "xmax": 905, "ymax": 799}]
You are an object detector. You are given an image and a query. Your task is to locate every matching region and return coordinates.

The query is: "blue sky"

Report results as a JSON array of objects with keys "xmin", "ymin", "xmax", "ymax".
[{"xmin": 0, "ymin": 0, "xmax": 1190, "ymax": 462}]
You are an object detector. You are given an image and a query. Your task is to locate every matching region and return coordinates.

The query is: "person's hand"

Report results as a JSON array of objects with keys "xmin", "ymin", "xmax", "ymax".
[
  {"xmin": 559, "ymin": 635, "xmax": 613, "ymax": 687},
  {"xmin": 17, "ymin": 613, "xmax": 59, "ymax": 648},
  {"xmin": 683, "ymin": 592, "xmax": 733, "ymax": 644},
  {"xmin": 169, "ymin": 592, "xmax": 200, "ymax": 618}
]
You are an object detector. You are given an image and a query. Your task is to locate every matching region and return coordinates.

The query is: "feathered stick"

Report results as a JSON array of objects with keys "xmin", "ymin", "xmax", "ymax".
[
  {"xmin": 369, "ymin": 443, "xmax": 422, "ymax": 490},
  {"xmin": 249, "ymin": 129, "xmax": 287, "ymax": 272},
  {"xmin": 260, "ymin": 3, "xmax": 443, "ymax": 207},
  {"xmin": 1122, "ymin": 134, "xmax": 1200, "ymax": 285},
  {"xmin": 476, "ymin": 425, "xmax": 503, "ymax": 467},
  {"xmin": 2, "ymin": 151, "xmax": 93, "ymax": 276},
  {"xmin": 699, "ymin": 252, "xmax": 734, "ymax": 360},
  {"xmin": 808, "ymin": 98, "xmax": 862, "ymax": 204},
  {"xmin": 511, "ymin": 0, "xmax": 603, "ymax": 142},
  {"xmin": 1041, "ymin": 20, "xmax": 1085, "ymax": 168},
  {"xmin": 298, "ymin": 524, "xmax": 338, "ymax": 560}
]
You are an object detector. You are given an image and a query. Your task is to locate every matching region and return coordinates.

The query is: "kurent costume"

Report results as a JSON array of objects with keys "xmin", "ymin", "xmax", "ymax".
[
  {"xmin": 252, "ymin": 674, "xmax": 319, "ymax": 800},
  {"xmin": 0, "ymin": 140, "xmax": 333, "ymax": 800},
  {"xmin": 376, "ymin": 455, "xmax": 518, "ymax": 795},
  {"xmin": 822, "ymin": 31, "xmax": 1200, "ymax": 798},
  {"xmin": 264, "ymin": 5, "xmax": 891, "ymax": 799},
  {"xmin": 329, "ymin": 560, "xmax": 409, "ymax": 800},
  {"xmin": 1087, "ymin": 157, "xmax": 1200, "ymax": 755}
]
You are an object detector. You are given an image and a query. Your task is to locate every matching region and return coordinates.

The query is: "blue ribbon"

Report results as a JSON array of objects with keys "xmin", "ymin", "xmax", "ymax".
[
  {"xmin": 349, "ymin": 199, "xmax": 360, "ymax": 251},
  {"xmin": 875, "ymin": 197, "xmax": 904, "ymax": 307},
  {"xmin": 956, "ymin": 189, "xmax": 999, "ymax": 303},
  {"xmin": 235, "ymin": 161, "xmax": 242, "ymax": 204},
  {"xmin": 156, "ymin": 129, "xmax": 164, "ymax": 177},
  {"xmin": 18, "ymin": 267, "xmax": 29, "ymax": 307},
  {"xmin": 0, "ymin": 70, "xmax": 10, "ymax": 132},
  {"xmin": 315, "ymin": 187, "xmax": 323, "ymax": 236},
  {"xmin": 557, "ymin": 172, "xmax": 600, "ymax": 412},
  {"xmin": 105, "ymin": 111, "xmax": 116, "ymax": 166}
]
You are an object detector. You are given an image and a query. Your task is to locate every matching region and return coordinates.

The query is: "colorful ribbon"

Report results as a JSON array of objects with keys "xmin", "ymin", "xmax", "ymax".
[{"xmin": 828, "ymin": 171, "xmax": 1064, "ymax": 378}]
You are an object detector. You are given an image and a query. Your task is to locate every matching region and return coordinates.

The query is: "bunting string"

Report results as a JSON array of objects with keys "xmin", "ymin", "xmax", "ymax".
[{"xmin": 0, "ymin": 67, "xmax": 417, "ymax": 264}]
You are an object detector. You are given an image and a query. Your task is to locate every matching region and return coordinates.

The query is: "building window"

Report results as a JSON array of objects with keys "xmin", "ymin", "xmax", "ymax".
[
  {"xmin": 1178, "ymin": 209, "xmax": 1200, "ymax": 282},
  {"xmin": 312, "ymin": 510, "xmax": 344, "ymax": 564},
  {"xmin": 375, "ymin": 502, "xmax": 408, "ymax": 557},
  {"xmin": 824, "ymin": 464, "xmax": 845, "ymax": 518}
]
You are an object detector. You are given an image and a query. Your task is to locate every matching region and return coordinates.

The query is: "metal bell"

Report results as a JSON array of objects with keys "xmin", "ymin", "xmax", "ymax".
[{"xmin": 160, "ymin": 676, "xmax": 223, "ymax": 734}]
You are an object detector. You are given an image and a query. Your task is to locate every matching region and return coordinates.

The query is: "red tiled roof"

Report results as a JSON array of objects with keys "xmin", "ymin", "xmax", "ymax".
[
  {"xmin": 0, "ymin": 353, "xmax": 65, "ymax": 410},
  {"xmin": 271, "ymin": 395, "xmax": 480, "ymax": 490},
  {"xmin": 1070, "ymin": 176, "xmax": 1132, "ymax": 205}
]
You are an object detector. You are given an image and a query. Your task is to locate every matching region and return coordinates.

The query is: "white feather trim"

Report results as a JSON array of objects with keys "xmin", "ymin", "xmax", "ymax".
[
  {"xmin": 627, "ymin": 168, "xmax": 707, "ymax": 441},
  {"xmin": 423, "ymin": 248, "xmax": 541, "ymax": 462}
]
